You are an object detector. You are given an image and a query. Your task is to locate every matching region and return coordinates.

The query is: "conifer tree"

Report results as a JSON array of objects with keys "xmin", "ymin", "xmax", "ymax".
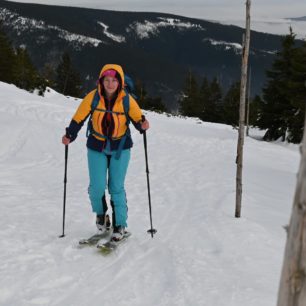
[
  {"xmin": 134, "ymin": 79, "xmax": 147, "ymax": 108},
  {"xmin": 198, "ymin": 77, "xmax": 211, "ymax": 121},
  {"xmin": 15, "ymin": 48, "xmax": 36, "ymax": 90},
  {"xmin": 55, "ymin": 52, "xmax": 82, "ymax": 97},
  {"xmin": 256, "ymin": 28, "xmax": 298, "ymax": 141},
  {"xmin": 179, "ymin": 71, "xmax": 200, "ymax": 117},
  {"xmin": 14, "ymin": 47, "xmax": 46, "ymax": 94},
  {"xmin": 134, "ymin": 80, "xmax": 167, "ymax": 112},
  {"xmin": 42, "ymin": 63, "xmax": 56, "ymax": 89},
  {"xmin": 208, "ymin": 78, "xmax": 223, "ymax": 122},
  {"xmin": 0, "ymin": 25, "xmax": 46, "ymax": 94},
  {"xmin": 223, "ymin": 81, "xmax": 241, "ymax": 127},
  {"xmin": 248, "ymin": 95, "xmax": 262, "ymax": 126},
  {"xmin": 143, "ymin": 96, "xmax": 167, "ymax": 113},
  {"xmin": 286, "ymin": 42, "xmax": 306, "ymax": 143},
  {"xmin": 199, "ymin": 77, "xmax": 223, "ymax": 123},
  {"xmin": 0, "ymin": 25, "xmax": 16, "ymax": 84}
]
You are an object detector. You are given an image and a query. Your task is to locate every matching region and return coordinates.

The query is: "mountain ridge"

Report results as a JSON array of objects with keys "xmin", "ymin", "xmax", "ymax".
[
  {"xmin": 288, "ymin": 16, "xmax": 306, "ymax": 21},
  {"xmin": 0, "ymin": 0, "xmax": 290, "ymax": 109}
]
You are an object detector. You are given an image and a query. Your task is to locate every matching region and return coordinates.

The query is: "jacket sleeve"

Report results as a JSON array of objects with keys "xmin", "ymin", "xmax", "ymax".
[
  {"xmin": 128, "ymin": 95, "xmax": 145, "ymax": 133},
  {"xmin": 66, "ymin": 90, "xmax": 95, "ymax": 142}
]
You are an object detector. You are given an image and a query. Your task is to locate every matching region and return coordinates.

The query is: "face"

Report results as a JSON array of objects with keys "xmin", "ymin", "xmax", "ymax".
[{"xmin": 103, "ymin": 76, "xmax": 119, "ymax": 97}]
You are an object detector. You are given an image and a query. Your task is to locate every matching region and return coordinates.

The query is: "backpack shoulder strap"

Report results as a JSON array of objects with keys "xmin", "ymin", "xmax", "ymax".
[
  {"xmin": 123, "ymin": 89, "xmax": 130, "ymax": 125},
  {"xmin": 86, "ymin": 89, "xmax": 100, "ymax": 137},
  {"xmin": 91, "ymin": 89, "xmax": 100, "ymax": 113}
]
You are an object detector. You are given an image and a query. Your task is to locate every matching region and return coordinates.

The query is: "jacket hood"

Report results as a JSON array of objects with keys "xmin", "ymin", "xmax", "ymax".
[{"xmin": 99, "ymin": 64, "xmax": 125, "ymax": 85}]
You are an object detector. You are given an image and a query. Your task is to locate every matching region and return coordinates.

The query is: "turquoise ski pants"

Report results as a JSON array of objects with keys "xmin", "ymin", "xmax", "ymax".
[{"xmin": 87, "ymin": 148, "xmax": 130, "ymax": 227}]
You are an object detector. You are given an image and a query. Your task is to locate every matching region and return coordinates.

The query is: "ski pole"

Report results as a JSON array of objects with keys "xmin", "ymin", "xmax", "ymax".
[
  {"xmin": 142, "ymin": 118, "xmax": 157, "ymax": 238},
  {"xmin": 59, "ymin": 128, "xmax": 69, "ymax": 238}
]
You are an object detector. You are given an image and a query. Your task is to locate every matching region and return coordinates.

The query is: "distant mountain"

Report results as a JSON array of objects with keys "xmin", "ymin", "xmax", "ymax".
[
  {"xmin": 219, "ymin": 18, "xmax": 306, "ymax": 39},
  {"xmin": 0, "ymin": 0, "xmax": 288, "ymax": 110},
  {"xmin": 288, "ymin": 16, "xmax": 306, "ymax": 22}
]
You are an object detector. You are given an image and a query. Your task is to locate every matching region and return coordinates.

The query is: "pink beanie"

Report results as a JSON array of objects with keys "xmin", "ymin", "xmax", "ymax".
[{"xmin": 101, "ymin": 69, "xmax": 117, "ymax": 79}]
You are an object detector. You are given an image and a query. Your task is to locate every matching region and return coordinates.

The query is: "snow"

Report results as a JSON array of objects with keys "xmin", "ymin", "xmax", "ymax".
[
  {"xmin": 55, "ymin": 29, "xmax": 103, "ymax": 48},
  {"xmin": 97, "ymin": 22, "xmax": 126, "ymax": 43},
  {"xmin": 127, "ymin": 18, "xmax": 205, "ymax": 39},
  {"xmin": 203, "ymin": 38, "xmax": 243, "ymax": 54},
  {"xmin": 0, "ymin": 8, "xmax": 104, "ymax": 47},
  {"xmin": 0, "ymin": 82, "xmax": 300, "ymax": 306}
]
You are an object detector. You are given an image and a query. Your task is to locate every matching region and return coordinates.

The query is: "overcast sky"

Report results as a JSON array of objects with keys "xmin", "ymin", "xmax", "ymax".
[{"xmin": 5, "ymin": 0, "xmax": 306, "ymax": 21}]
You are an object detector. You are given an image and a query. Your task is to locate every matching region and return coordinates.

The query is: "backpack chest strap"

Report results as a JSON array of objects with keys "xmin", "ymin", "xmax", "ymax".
[{"xmin": 94, "ymin": 108, "xmax": 126, "ymax": 116}]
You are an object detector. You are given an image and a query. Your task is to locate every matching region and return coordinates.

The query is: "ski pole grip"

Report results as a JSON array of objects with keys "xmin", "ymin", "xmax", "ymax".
[
  {"xmin": 64, "ymin": 128, "xmax": 69, "ymax": 162},
  {"xmin": 65, "ymin": 127, "xmax": 69, "ymax": 138}
]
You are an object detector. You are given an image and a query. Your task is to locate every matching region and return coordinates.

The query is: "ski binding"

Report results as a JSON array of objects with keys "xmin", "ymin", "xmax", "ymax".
[{"xmin": 97, "ymin": 231, "xmax": 131, "ymax": 253}]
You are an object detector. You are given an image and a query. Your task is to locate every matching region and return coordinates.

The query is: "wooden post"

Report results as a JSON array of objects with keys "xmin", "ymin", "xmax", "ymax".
[
  {"xmin": 235, "ymin": 0, "xmax": 251, "ymax": 218},
  {"xmin": 277, "ymin": 86, "xmax": 306, "ymax": 306}
]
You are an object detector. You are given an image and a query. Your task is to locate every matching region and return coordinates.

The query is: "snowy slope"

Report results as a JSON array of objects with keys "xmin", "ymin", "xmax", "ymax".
[{"xmin": 0, "ymin": 82, "xmax": 300, "ymax": 306}]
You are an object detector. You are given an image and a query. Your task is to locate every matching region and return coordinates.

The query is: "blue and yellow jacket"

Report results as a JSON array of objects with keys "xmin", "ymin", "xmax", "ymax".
[{"xmin": 66, "ymin": 64, "xmax": 144, "ymax": 152}]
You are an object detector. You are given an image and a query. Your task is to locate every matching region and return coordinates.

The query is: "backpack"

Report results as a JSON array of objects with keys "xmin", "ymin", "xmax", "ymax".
[
  {"xmin": 124, "ymin": 74, "xmax": 137, "ymax": 99},
  {"xmin": 86, "ymin": 74, "xmax": 136, "ymax": 159}
]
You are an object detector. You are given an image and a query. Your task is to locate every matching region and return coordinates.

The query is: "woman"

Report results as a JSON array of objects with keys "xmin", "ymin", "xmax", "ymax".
[{"xmin": 62, "ymin": 64, "xmax": 149, "ymax": 242}]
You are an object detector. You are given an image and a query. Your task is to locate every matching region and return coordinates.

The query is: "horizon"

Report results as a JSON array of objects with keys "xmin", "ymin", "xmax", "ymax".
[
  {"xmin": 2, "ymin": 0, "xmax": 306, "ymax": 38},
  {"xmin": 4, "ymin": 0, "xmax": 306, "ymax": 21}
]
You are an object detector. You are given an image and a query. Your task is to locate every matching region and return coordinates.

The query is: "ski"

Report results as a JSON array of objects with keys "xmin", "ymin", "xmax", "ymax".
[
  {"xmin": 79, "ymin": 229, "xmax": 111, "ymax": 246},
  {"xmin": 97, "ymin": 231, "xmax": 131, "ymax": 253},
  {"xmin": 79, "ymin": 214, "xmax": 112, "ymax": 246}
]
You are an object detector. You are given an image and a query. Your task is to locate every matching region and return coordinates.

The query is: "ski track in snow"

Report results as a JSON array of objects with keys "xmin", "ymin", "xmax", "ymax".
[{"xmin": 0, "ymin": 82, "xmax": 299, "ymax": 306}]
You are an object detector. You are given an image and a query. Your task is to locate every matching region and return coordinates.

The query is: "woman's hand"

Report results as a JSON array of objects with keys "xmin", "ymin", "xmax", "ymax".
[
  {"xmin": 141, "ymin": 119, "xmax": 150, "ymax": 130},
  {"xmin": 62, "ymin": 135, "xmax": 71, "ymax": 145}
]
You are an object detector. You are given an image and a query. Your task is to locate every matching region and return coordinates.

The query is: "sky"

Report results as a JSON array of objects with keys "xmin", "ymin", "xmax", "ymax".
[
  {"xmin": 0, "ymin": 80, "xmax": 300, "ymax": 305},
  {"xmin": 6, "ymin": 0, "xmax": 306, "ymax": 21}
]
